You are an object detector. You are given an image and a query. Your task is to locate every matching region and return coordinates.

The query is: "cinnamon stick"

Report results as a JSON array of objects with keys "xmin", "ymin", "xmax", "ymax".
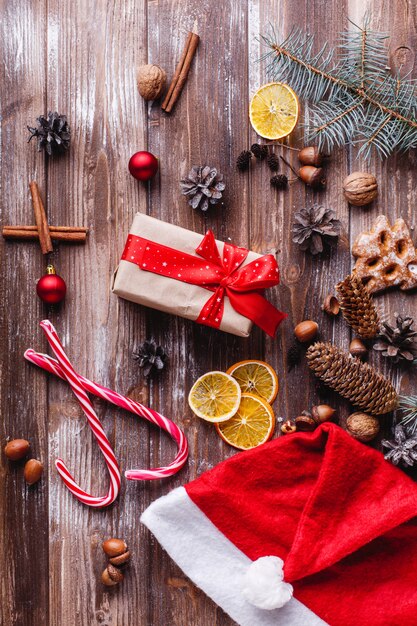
[
  {"xmin": 162, "ymin": 31, "xmax": 200, "ymax": 113},
  {"xmin": 2, "ymin": 226, "xmax": 87, "ymax": 242},
  {"xmin": 29, "ymin": 181, "xmax": 53, "ymax": 254}
]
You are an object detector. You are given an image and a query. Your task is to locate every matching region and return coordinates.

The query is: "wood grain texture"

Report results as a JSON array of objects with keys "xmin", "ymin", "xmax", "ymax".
[{"xmin": 1, "ymin": 1, "xmax": 417, "ymax": 625}]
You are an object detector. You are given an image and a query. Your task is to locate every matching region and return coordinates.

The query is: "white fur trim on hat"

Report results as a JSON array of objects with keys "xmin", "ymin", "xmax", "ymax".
[
  {"xmin": 242, "ymin": 556, "xmax": 293, "ymax": 610},
  {"xmin": 141, "ymin": 487, "xmax": 328, "ymax": 626}
]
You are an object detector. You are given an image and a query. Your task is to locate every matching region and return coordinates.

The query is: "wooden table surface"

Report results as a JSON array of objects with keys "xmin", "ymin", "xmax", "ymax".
[{"xmin": 1, "ymin": 1, "xmax": 417, "ymax": 624}]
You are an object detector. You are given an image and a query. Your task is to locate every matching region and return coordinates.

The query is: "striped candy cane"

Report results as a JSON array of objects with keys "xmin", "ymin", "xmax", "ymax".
[
  {"xmin": 25, "ymin": 321, "xmax": 188, "ymax": 491},
  {"xmin": 33, "ymin": 320, "xmax": 121, "ymax": 507}
]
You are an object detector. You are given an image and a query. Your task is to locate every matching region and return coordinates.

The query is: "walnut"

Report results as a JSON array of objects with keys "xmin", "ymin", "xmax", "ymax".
[
  {"xmin": 137, "ymin": 64, "xmax": 167, "ymax": 101},
  {"xmin": 343, "ymin": 172, "xmax": 378, "ymax": 206},
  {"xmin": 346, "ymin": 412, "xmax": 379, "ymax": 442}
]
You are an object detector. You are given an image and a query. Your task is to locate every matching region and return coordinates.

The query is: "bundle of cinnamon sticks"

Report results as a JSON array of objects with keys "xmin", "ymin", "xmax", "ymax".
[
  {"xmin": 162, "ymin": 30, "xmax": 200, "ymax": 113},
  {"xmin": 2, "ymin": 181, "xmax": 88, "ymax": 249}
]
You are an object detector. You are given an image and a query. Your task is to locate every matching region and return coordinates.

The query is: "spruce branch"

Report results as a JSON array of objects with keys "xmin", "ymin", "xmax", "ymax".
[{"xmin": 261, "ymin": 16, "xmax": 417, "ymax": 158}]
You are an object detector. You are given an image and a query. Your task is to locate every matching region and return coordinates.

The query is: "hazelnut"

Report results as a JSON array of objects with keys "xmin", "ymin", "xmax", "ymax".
[
  {"xmin": 311, "ymin": 404, "xmax": 336, "ymax": 423},
  {"xmin": 137, "ymin": 64, "xmax": 167, "ymax": 101},
  {"xmin": 298, "ymin": 165, "xmax": 326, "ymax": 188},
  {"xmin": 343, "ymin": 172, "xmax": 378, "ymax": 206},
  {"xmin": 322, "ymin": 295, "xmax": 340, "ymax": 316},
  {"xmin": 23, "ymin": 459, "xmax": 43, "ymax": 485},
  {"xmin": 349, "ymin": 338, "xmax": 368, "ymax": 359},
  {"xmin": 102, "ymin": 538, "xmax": 128, "ymax": 558},
  {"xmin": 109, "ymin": 551, "xmax": 131, "ymax": 566},
  {"xmin": 4, "ymin": 439, "xmax": 30, "ymax": 461},
  {"xmin": 281, "ymin": 419, "xmax": 297, "ymax": 434},
  {"xmin": 294, "ymin": 320, "xmax": 318, "ymax": 343},
  {"xmin": 101, "ymin": 564, "xmax": 124, "ymax": 586},
  {"xmin": 295, "ymin": 413, "xmax": 317, "ymax": 432},
  {"xmin": 346, "ymin": 412, "xmax": 379, "ymax": 442},
  {"xmin": 298, "ymin": 146, "xmax": 323, "ymax": 167}
]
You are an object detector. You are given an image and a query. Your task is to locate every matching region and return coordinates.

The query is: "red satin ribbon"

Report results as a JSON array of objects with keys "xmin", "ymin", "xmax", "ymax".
[{"xmin": 121, "ymin": 230, "xmax": 287, "ymax": 336}]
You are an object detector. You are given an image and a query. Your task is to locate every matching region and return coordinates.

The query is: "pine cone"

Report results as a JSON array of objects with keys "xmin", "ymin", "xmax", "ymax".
[
  {"xmin": 382, "ymin": 424, "xmax": 417, "ymax": 467},
  {"xmin": 292, "ymin": 205, "xmax": 341, "ymax": 255},
  {"xmin": 267, "ymin": 152, "xmax": 279, "ymax": 171},
  {"xmin": 133, "ymin": 341, "xmax": 167, "ymax": 376},
  {"xmin": 251, "ymin": 144, "xmax": 268, "ymax": 160},
  {"xmin": 180, "ymin": 166, "xmax": 225, "ymax": 212},
  {"xmin": 373, "ymin": 315, "xmax": 417, "ymax": 363},
  {"xmin": 306, "ymin": 342, "xmax": 398, "ymax": 415},
  {"xmin": 270, "ymin": 174, "xmax": 288, "ymax": 189},
  {"xmin": 336, "ymin": 274, "xmax": 380, "ymax": 339},
  {"xmin": 236, "ymin": 151, "xmax": 252, "ymax": 172},
  {"xmin": 27, "ymin": 111, "xmax": 70, "ymax": 156}
]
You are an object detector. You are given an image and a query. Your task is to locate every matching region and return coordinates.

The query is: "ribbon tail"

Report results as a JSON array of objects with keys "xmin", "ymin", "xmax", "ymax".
[{"xmin": 227, "ymin": 291, "xmax": 287, "ymax": 337}]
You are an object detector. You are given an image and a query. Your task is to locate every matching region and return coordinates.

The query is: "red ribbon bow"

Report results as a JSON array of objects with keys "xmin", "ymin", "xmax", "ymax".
[{"xmin": 121, "ymin": 230, "xmax": 286, "ymax": 336}]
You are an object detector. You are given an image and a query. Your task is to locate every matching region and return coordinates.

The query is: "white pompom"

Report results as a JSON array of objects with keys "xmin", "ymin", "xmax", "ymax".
[{"xmin": 242, "ymin": 556, "xmax": 293, "ymax": 610}]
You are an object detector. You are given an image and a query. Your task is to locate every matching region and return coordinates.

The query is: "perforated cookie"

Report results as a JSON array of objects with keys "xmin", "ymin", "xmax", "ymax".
[{"xmin": 352, "ymin": 215, "xmax": 417, "ymax": 294}]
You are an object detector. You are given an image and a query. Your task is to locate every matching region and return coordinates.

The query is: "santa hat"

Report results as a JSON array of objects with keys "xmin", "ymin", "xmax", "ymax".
[{"xmin": 141, "ymin": 422, "xmax": 417, "ymax": 626}]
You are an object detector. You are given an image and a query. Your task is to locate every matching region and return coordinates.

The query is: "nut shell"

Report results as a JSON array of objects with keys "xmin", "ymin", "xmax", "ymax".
[
  {"xmin": 109, "ymin": 551, "xmax": 131, "ymax": 566},
  {"xmin": 137, "ymin": 64, "xmax": 167, "ymax": 101},
  {"xmin": 281, "ymin": 419, "xmax": 297, "ymax": 434},
  {"xmin": 4, "ymin": 439, "xmax": 30, "ymax": 460},
  {"xmin": 101, "ymin": 568, "xmax": 119, "ymax": 587},
  {"xmin": 295, "ymin": 414, "xmax": 317, "ymax": 432},
  {"xmin": 102, "ymin": 538, "xmax": 128, "ymax": 557},
  {"xmin": 346, "ymin": 412, "xmax": 379, "ymax": 442},
  {"xmin": 107, "ymin": 564, "xmax": 124, "ymax": 583},
  {"xmin": 294, "ymin": 320, "xmax": 318, "ymax": 343},
  {"xmin": 343, "ymin": 172, "xmax": 378, "ymax": 206},
  {"xmin": 24, "ymin": 459, "xmax": 43, "ymax": 485},
  {"xmin": 322, "ymin": 295, "xmax": 340, "ymax": 316}
]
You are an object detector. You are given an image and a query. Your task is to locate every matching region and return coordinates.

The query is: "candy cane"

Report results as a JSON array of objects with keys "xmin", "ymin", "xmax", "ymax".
[
  {"xmin": 31, "ymin": 320, "xmax": 121, "ymax": 507},
  {"xmin": 25, "ymin": 321, "xmax": 188, "ymax": 487}
]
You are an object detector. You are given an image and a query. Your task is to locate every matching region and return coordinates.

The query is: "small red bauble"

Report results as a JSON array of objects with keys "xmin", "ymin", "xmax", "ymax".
[
  {"xmin": 128, "ymin": 151, "xmax": 158, "ymax": 181},
  {"xmin": 36, "ymin": 264, "xmax": 66, "ymax": 304}
]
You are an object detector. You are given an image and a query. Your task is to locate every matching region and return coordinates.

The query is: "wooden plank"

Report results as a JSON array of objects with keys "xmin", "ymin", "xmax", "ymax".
[
  {"xmin": 0, "ymin": 2, "xmax": 49, "ymax": 625},
  {"xmin": 145, "ymin": 1, "xmax": 250, "ymax": 624},
  {"xmin": 44, "ymin": 1, "xmax": 148, "ymax": 624},
  {"xmin": 248, "ymin": 0, "xmax": 351, "ymax": 430},
  {"xmin": 348, "ymin": 1, "xmax": 417, "ymax": 441}
]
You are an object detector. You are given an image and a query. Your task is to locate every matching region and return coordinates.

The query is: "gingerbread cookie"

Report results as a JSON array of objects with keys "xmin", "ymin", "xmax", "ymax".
[{"xmin": 352, "ymin": 215, "xmax": 417, "ymax": 294}]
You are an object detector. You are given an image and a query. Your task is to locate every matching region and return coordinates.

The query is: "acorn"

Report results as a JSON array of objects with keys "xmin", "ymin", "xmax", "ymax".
[
  {"xmin": 298, "ymin": 165, "xmax": 326, "ymax": 188},
  {"xmin": 311, "ymin": 404, "xmax": 336, "ymax": 423},
  {"xmin": 298, "ymin": 146, "xmax": 323, "ymax": 167},
  {"xmin": 349, "ymin": 338, "xmax": 368, "ymax": 360},
  {"xmin": 294, "ymin": 320, "xmax": 318, "ymax": 343}
]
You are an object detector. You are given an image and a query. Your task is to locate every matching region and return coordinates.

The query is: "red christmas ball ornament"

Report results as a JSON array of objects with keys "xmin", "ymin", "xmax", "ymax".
[
  {"xmin": 128, "ymin": 151, "xmax": 158, "ymax": 181},
  {"xmin": 36, "ymin": 264, "xmax": 67, "ymax": 304}
]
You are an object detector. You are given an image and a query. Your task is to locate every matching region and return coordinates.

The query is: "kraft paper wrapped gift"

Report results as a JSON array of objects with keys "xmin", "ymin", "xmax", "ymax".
[{"xmin": 112, "ymin": 213, "xmax": 286, "ymax": 337}]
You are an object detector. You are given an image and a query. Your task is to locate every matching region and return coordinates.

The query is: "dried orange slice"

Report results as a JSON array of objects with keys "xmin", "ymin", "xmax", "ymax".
[
  {"xmin": 215, "ymin": 393, "xmax": 275, "ymax": 450},
  {"xmin": 249, "ymin": 82, "xmax": 299, "ymax": 140},
  {"xmin": 188, "ymin": 371, "xmax": 241, "ymax": 422},
  {"xmin": 226, "ymin": 360, "xmax": 278, "ymax": 404}
]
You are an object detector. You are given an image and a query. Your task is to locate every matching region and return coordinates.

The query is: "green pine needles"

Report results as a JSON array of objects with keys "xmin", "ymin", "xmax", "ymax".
[
  {"xmin": 261, "ymin": 16, "xmax": 417, "ymax": 159},
  {"xmin": 399, "ymin": 395, "xmax": 417, "ymax": 434}
]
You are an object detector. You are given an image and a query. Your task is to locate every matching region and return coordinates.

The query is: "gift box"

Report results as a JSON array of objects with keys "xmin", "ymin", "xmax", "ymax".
[{"xmin": 112, "ymin": 213, "xmax": 286, "ymax": 337}]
